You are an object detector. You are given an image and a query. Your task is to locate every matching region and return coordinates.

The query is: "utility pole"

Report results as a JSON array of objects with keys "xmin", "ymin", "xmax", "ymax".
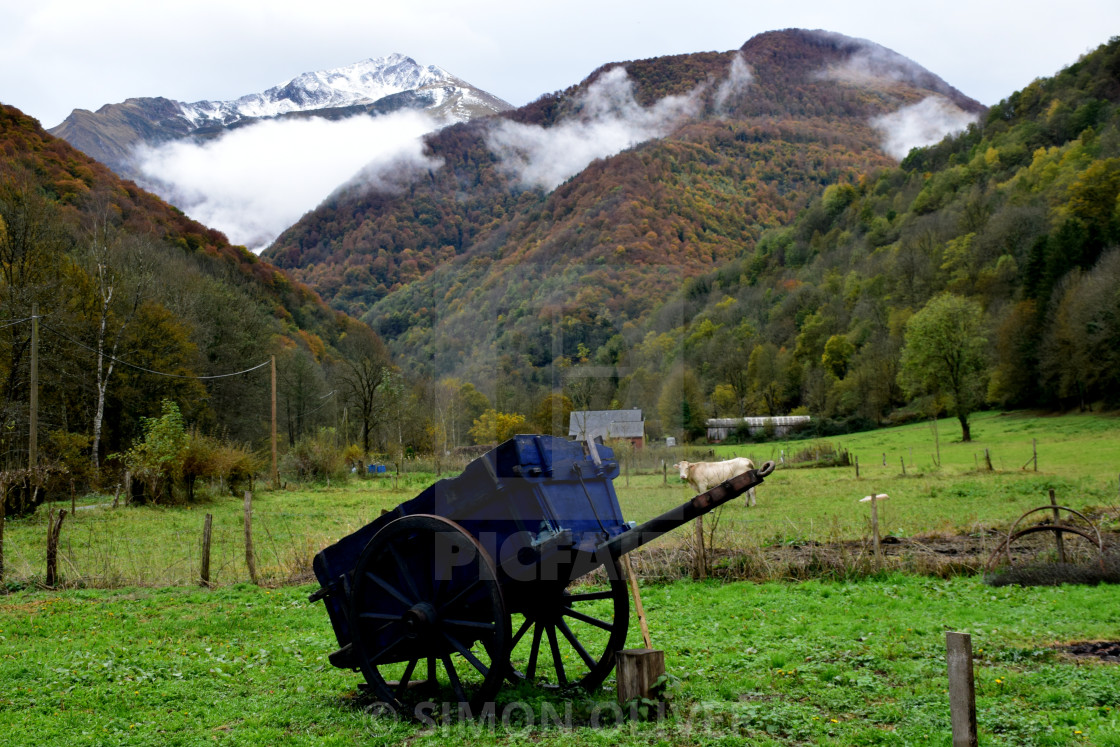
[
  {"xmin": 29, "ymin": 303, "xmax": 38, "ymax": 470},
  {"xmin": 271, "ymin": 355, "xmax": 278, "ymax": 488},
  {"xmin": 269, "ymin": 356, "xmax": 278, "ymax": 490}
]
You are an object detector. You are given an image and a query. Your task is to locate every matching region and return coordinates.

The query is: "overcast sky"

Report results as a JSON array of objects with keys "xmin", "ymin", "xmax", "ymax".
[{"xmin": 2, "ymin": 0, "xmax": 1118, "ymax": 129}]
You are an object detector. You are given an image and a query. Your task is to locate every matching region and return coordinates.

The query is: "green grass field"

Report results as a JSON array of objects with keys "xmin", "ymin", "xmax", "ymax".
[
  {"xmin": 0, "ymin": 410, "xmax": 1118, "ymax": 745},
  {"xmin": 1, "ymin": 577, "xmax": 1118, "ymax": 746}
]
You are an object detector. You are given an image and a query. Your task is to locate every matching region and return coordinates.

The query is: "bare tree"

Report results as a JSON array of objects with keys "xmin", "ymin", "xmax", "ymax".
[
  {"xmin": 336, "ymin": 326, "xmax": 390, "ymax": 457},
  {"xmin": 80, "ymin": 195, "xmax": 152, "ymax": 471}
]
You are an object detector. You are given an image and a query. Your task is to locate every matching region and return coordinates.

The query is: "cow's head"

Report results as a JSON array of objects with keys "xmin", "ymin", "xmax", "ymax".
[{"xmin": 672, "ymin": 461, "xmax": 691, "ymax": 480}]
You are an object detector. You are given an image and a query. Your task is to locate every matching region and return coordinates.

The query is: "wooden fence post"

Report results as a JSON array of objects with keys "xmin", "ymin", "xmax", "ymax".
[
  {"xmin": 946, "ymin": 632, "xmax": 979, "ymax": 747},
  {"xmin": 871, "ymin": 495, "xmax": 882, "ymax": 565},
  {"xmin": 900, "ymin": 457, "xmax": 906, "ymax": 476},
  {"xmin": 693, "ymin": 515, "xmax": 707, "ymax": 580},
  {"xmin": 1048, "ymin": 489, "xmax": 1067, "ymax": 563},
  {"xmin": 46, "ymin": 508, "xmax": 67, "ymax": 587},
  {"xmin": 244, "ymin": 491, "xmax": 259, "ymax": 585},
  {"xmin": 855, "ymin": 455, "xmax": 859, "ymax": 478},
  {"xmin": 0, "ymin": 479, "xmax": 6, "ymax": 583},
  {"xmin": 200, "ymin": 513, "xmax": 214, "ymax": 588},
  {"xmin": 662, "ymin": 461, "xmax": 667, "ymax": 485},
  {"xmin": 984, "ymin": 449, "xmax": 993, "ymax": 471}
]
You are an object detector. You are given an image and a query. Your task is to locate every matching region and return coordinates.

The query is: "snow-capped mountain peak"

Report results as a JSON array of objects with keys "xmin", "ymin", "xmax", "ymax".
[{"xmin": 178, "ymin": 54, "xmax": 462, "ymax": 127}]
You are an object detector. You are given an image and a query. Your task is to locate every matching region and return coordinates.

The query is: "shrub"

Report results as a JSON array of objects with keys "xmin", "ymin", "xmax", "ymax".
[
  {"xmin": 117, "ymin": 400, "xmax": 188, "ymax": 504},
  {"xmin": 281, "ymin": 428, "xmax": 347, "ymax": 482}
]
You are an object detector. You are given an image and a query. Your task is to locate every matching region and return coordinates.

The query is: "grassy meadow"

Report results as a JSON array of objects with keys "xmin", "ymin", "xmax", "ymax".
[
  {"xmin": 8, "ymin": 410, "xmax": 1116, "ymax": 588},
  {"xmin": 2, "ymin": 577, "xmax": 1119, "ymax": 745},
  {"xmin": 0, "ymin": 410, "xmax": 1118, "ymax": 745}
]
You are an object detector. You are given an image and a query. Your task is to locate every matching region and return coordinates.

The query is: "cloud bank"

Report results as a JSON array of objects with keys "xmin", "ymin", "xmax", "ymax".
[
  {"xmin": 484, "ymin": 67, "xmax": 701, "ymax": 191},
  {"xmin": 134, "ymin": 111, "xmax": 442, "ymax": 251},
  {"xmin": 871, "ymin": 96, "xmax": 979, "ymax": 160}
]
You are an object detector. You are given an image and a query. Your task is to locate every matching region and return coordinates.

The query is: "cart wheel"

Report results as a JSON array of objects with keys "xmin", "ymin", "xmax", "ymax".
[
  {"xmin": 507, "ymin": 556, "xmax": 630, "ymax": 692},
  {"xmin": 348, "ymin": 514, "xmax": 509, "ymax": 713}
]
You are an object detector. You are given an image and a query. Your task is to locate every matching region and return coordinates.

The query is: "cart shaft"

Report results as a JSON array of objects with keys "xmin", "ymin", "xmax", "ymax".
[{"xmin": 598, "ymin": 462, "xmax": 774, "ymax": 558}]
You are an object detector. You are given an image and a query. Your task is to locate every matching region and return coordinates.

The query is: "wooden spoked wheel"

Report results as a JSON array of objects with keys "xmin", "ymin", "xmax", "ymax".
[
  {"xmin": 507, "ymin": 556, "xmax": 630, "ymax": 692},
  {"xmin": 348, "ymin": 515, "xmax": 509, "ymax": 712}
]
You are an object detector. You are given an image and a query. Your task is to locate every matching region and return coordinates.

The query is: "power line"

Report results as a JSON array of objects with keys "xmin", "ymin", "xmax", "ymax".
[
  {"xmin": 298, "ymin": 390, "xmax": 337, "ymax": 418},
  {"xmin": 0, "ymin": 315, "xmax": 37, "ymax": 330},
  {"xmin": 42, "ymin": 322, "xmax": 270, "ymax": 380}
]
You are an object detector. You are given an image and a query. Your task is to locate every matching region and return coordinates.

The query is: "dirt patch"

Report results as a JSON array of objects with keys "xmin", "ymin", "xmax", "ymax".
[
  {"xmin": 1064, "ymin": 641, "xmax": 1120, "ymax": 663},
  {"xmin": 623, "ymin": 530, "xmax": 1120, "ymax": 583}
]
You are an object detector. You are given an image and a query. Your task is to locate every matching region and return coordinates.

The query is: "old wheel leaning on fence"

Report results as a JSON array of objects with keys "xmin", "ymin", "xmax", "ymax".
[
  {"xmin": 347, "ymin": 514, "xmax": 510, "ymax": 712},
  {"xmin": 506, "ymin": 556, "xmax": 630, "ymax": 691}
]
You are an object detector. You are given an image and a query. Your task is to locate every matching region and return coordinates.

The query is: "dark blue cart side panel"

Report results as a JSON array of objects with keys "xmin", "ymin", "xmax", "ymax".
[{"xmin": 312, "ymin": 435, "xmax": 629, "ymax": 654}]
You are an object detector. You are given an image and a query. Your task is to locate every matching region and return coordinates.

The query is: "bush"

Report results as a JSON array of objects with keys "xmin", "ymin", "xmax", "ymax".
[
  {"xmin": 180, "ymin": 432, "xmax": 261, "ymax": 499},
  {"xmin": 117, "ymin": 400, "xmax": 188, "ymax": 504},
  {"xmin": 281, "ymin": 428, "xmax": 347, "ymax": 482}
]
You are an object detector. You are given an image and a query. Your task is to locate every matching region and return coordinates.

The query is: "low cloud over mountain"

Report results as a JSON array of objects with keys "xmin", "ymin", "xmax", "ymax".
[{"xmin": 135, "ymin": 111, "xmax": 441, "ymax": 250}]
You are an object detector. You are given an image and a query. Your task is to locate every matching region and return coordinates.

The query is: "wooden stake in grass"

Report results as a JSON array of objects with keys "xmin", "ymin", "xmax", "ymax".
[
  {"xmin": 1048, "ymin": 489, "xmax": 1066, "ymax": 564},
  {"xmin": 244, "ymin": 491, "xmax": 259, "ymax": 585},
  {"xmin": 860, "ymin": 493, "xmax": 888, "ymax": 567},
  {"xmin": 200, "ymin": 513, "xmax": 214, "ymax": 588},
  {"xmin": 932, "ymin": 416, "xmax": 941, "ymax": 467},
  {"xmin": 693, "ymin": 515, "xmax": 707, "ymax": 580},
  {"xmin": 46, "ymin": 507, "xmax": 67, "ymax": 587},
  {"xmin": 0, "ymin": 479, "xmax": 6, "ymax": 584},
  {"xmin": 946, "ymin": 632, "xmax": 978, "ymax": 747}
]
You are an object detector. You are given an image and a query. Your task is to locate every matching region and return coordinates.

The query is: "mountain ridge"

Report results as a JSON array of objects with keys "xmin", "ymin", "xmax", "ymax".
[
  {"xmin": 49, "ymin": 54, "xmax": 512, "ymax": 180},
  {"xmin": 263, "ymin": 29, "xmax": 984, "ymax": 392}
]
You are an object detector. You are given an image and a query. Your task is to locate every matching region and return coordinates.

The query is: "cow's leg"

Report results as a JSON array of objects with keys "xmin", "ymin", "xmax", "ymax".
[{"xmin": 746, "ymin": 488, "xmax": 756, "ymax": 507}]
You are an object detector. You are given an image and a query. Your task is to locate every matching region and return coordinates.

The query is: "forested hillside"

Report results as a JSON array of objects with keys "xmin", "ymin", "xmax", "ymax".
[
  {"xmin": 266, "ymin": 30, "xmax": 983, "ymax": 422},
  {"xmin": 651, "ymin": 35, "xmax": 1120, "ymax": 435},
  {"xmin": 0, "ymin": 103, "xmax": 398, "ymax": 502},
  {"xmin": 275, "ymin": 31, "xmax": 1118, "ymax": 441}
]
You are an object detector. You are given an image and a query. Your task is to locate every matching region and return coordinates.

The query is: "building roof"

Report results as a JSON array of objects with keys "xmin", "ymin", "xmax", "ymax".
[
  {"xmin": 569, "ymin": 409, "xmax": 645, "ymax": 440},
  {"xmin": 707, "ymin": 416, "xmax": 812, "ymax": 427}
]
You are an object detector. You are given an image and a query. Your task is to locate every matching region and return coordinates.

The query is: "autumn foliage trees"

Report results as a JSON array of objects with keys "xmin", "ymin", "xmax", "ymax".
[
  {"xmin": 270, "ymin": 34, "xmax": 1120, "ymax": 442},
  {"xmin": 0, "ymin": 104, "xmax": 414, "ymax": 500}
]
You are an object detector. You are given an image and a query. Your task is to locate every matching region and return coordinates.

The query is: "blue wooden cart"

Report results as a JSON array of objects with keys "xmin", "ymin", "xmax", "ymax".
[{"xmin": 310, "ymin": 434, "xmax": 773, "ymax": 710}]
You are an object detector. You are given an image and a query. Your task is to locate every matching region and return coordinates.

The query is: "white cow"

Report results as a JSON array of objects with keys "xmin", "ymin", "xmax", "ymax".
[{"xmin": 673, "ymin": 457, "xmax": 757, "ymax": 506}]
